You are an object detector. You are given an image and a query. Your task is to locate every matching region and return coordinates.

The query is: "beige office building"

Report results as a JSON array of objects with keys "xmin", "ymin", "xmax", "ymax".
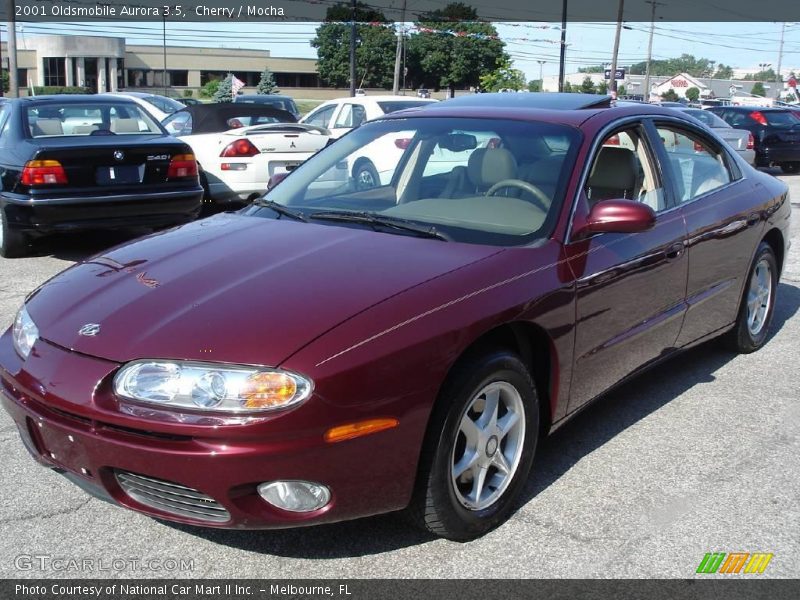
[{"xmin": 1, "ymin": 34, "xmax": 328, "ymax": 98}]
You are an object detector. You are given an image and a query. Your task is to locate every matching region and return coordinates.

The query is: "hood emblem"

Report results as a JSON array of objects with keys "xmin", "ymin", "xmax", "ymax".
[
  {"xmin": 78, "ymin": 323, "xmax": 101, "ymax": 337},
  {"xmin": 113, "ymin": 150, "xmax": 125, "ymax": 161}
]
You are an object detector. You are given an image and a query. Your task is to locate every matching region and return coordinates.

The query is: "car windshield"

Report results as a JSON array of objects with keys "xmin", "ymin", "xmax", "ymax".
[
  {"xmin": 245, "ymin": 117, "xmax": 580, "ymax": 246},
  {"xmin": 142, "ymin": 95, "xmax": 183, "ymax": 115},
  {"xmin": 26, "ymin": 102, "xmax": 164, "ymax": 137},
  {"xmin": 377, "ymin": 100, "xmax": 436, "ymax": 114},
  {"xmin": 683, "ymin": 109, "xmax": 730, "ymax": 128}
]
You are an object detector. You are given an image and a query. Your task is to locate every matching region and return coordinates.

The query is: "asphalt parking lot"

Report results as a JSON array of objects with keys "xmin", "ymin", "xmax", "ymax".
[{"xmin": 0, "ymin": 174, "xmax": 798, "ymax": 580}]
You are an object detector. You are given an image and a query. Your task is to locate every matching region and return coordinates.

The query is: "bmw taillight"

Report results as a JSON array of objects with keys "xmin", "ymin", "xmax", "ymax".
[
  {"xmin": 747, "ymin": 132, "xmax": 755, "ymax": 150},
  {"xmin": 394, "ymin": 138, "xmax": 412, "ymax": 149},
  {"xmin": 605, "ymin": 135, "xmax": 620, "ymax": 146},
  {"xmin": 749, "ymin": 111, "xmax": 768, "ymax": 126},
  {"xmin": 166, "ymin": 153, "xmax": 198, "ymax": 179},
  {"xmin": 220, "ymin": 139, "xmax": 260, "ymax": 157},
  {"xmin": 21, "ymin": 160, "xmax": 68, "ymax": 185}
]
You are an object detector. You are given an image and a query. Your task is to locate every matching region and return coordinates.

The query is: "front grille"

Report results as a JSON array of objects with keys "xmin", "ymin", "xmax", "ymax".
[{"xmin": 115, "ymin": 471, "xmax": 230, "ymax": 523}]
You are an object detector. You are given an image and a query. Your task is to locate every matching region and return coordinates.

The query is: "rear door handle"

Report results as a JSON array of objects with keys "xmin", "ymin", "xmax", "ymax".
[{"xmin": 666, "ymin": 242, "xmax": 684, "ymax": 260}]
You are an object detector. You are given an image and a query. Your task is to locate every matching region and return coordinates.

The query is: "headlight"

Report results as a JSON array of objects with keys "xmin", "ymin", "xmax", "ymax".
[
  {"xmin": 12, "ymin": 306, "xmax": 38, "ymax": 359},
  {"xmin": 113, "ymin": 360, "xmax": 313, "ymax": 413}
]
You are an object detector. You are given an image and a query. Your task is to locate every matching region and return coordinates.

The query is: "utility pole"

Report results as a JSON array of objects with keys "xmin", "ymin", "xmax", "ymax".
[
  {"xmin": 6, "ymin": 0, "xmax": 17, "ymax": 97},
  {"xmin": 776, "ymin": 22, "xmax": 786, "ymax": 97},
  {"xmin": 392, "ymin": 0, "xmax": 406, "ymax": 95},
  {"xmin": 558, "ymin": 0, "xmax": 567, "ymax": 91},
  {"xmin": 537, "ymin": 60, "xmax": 545, "ymax": 91},
  {"xmin": 0, "ymin": 24, "xmax": 4, "ymax": 98},
  {"xmin": 608, "ymin": 0, "xmax": 625, "ymax": 96},
  {"xmin": 349, "ymin": 0, "xmax": 356, "ymax": 97},
  {"xmin": 644, "ymin": 0, "xmax": 662, "ymax": 102},
  {"xmin": 162, "ymin": 15, "xmax": 168, "ymax": 96}
]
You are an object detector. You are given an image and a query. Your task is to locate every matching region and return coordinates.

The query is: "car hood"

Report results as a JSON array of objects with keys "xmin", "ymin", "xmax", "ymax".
[{"xmin": 26, "ymin": 213, "xmax": 501, "ymax": 366}]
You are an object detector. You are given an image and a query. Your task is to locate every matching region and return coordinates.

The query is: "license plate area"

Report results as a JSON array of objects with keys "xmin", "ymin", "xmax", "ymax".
[
  {"xmin": 35, "ymin": 419, "xmax": 93, "ymax": 475},
  {"xmin": 268, "ymin": 162, "xmax": 301, "ymax": 177},
  {"xmin": 96, "ymin": 164, "xmax": 144, "ymax": 185}
]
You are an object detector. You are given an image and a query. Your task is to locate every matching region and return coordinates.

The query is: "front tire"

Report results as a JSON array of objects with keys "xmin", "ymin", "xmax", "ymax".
[
  {"xmin": 0, "ymin": 207, "xmax": 29, "ymax": 258},
  {"xmin": 408, "ymin": 350, "xmax": 539, "ymax": 541},
  {"xmin": 726, "ymin": 242, "xmax": 777, "ymax": 353},
  {"xmin": 353, "ymin": 160, "xmax": 379, "ymax": 190}
]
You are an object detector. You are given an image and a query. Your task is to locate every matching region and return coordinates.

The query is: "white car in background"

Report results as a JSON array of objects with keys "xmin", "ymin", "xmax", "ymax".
[
  {"xmin": 107, "ymin": 92, "xmax": 185, "ymax": 122},
  {"xmin": 301, "ymin": 95, "xmax": 437, "ymax": 188},
  {"xmin": 162, "ymin": 103, "xmax": 330, "ymax": 206}
]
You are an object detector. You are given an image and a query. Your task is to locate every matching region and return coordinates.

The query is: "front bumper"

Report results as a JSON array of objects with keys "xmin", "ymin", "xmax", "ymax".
[
  {"xmin": 1, "ymin": 188, "xmax": 203, "ymax": 235},
  {"xmin": 757, "ymin": 145, "xmax": 800, "ymax": 166},
  {"xmin": 0, "ymin": 333, "xmax": 414, "ymax": 529}
]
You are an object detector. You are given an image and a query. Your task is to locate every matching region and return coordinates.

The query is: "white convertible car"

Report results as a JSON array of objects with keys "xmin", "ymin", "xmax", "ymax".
[{"xmin": 162, "ymin": 103, "xmax": 330, "ymax": 207}]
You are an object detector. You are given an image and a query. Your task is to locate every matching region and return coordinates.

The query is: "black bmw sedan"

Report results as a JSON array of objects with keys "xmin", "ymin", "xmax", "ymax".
[{"xmin": 0, "ymin": 95, "xmax": 203, "ymax": 257}]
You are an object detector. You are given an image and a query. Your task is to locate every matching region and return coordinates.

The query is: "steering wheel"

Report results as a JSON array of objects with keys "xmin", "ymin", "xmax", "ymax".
[{"xmin": 486, "ymin": 179, "xmax": 550, "ymax": 212}]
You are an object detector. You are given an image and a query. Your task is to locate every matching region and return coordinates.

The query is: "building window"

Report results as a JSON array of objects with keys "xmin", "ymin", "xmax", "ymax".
[
  {"xmin": 43, "ymin": 57, "xmax": 66, "ymax": 87},
  {"xmin": 117, "ymin": 59, "xmax": 125, "ymax": 90},
  {"xmin": 126, "ymin": 69, "xmax": 188, "ymax": 88}
]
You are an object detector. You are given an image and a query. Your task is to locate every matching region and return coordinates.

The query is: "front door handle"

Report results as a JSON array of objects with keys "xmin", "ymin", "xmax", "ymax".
[{"xmin": 666, "ymin": 242, "xmax": 684, "ymax": 260}]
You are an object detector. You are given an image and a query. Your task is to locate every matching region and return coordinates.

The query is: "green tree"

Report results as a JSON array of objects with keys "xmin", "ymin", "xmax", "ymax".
[
  {"xmin": 563, "ymin": 81, "xmax": 573, "ymax": 93},
  {"xmin": 213, "ymin": 74, "xmax": 234, "ymax": 103},
  {"xmin": 311, "ymin": 2, "xmax": 396, "ymax": 89},
  {"xmin": 661, "ymin": 88, "xmax": 679, "ymax": 101},
  {"xmin": 597, "ymin": 81, "xmax": 608, "ymax": 94},
  {"xmin": 405, "ymin": 3, "xmax": 506, "ymax": 95},
  {"xmin": 714, "ymin": 64, "xmax": 734, "ymax": 79},
  {"xmin": 578, "ymin": 65, "xmax": 605, "ymax": 73},
  {"xmin": 617, "ymin": 84, "xmax": 626, "ymax": 96},
  {"xmin": 479, "ymin": 56, "xmax": 526, "ymax": 92},
  {"xmin": 256, "ymin": 67, "xmax": 278, "ymax": 94},
  {"xmin": 580, "ymin": 76, "xmax": 596, "ymax": 94},
  {"xmin": 751, "ymin": 81, "xmax": 766, "ymax": 96},
  {"xmin": 199, "ymin": 79, "xmax": 220, "ymax": 98},
  {"xmin": 686, "ymin": 87, "xmax": 700, "ymax": 101},
  {"xmin": 629, "ymin": 54, "xmax": 715, "ymax": 77},
  {"xmin": 527, "ymin": 79, "xmax": 542, "ymax": 92}
]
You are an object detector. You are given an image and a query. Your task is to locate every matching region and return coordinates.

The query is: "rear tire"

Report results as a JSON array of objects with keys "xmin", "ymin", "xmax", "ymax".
[
  {"xmin": 0, "ymin": 207, "xmax": 29, "ymax": 258},
  {"xmin": 725, "ymin": 242, "xmax": 777, "ymax": 353},
  {"xmin": 780, "ymin": 162, "xmax": 800, "ymax": 174},
  {"xmin": 407, "ymin": 350, "xmax": 539, "ymax": 541}
]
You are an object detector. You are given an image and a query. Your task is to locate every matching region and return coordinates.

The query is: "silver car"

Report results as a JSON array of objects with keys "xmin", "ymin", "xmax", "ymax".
[{"xmin": 679, "ymin": 108, "xmax": 756, "ymax": 165}]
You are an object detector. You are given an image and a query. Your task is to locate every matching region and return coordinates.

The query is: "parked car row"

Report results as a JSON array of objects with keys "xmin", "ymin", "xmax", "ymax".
[{"xmin": 2, "ymin": 90, "xmax": 798, "ymax": 259}]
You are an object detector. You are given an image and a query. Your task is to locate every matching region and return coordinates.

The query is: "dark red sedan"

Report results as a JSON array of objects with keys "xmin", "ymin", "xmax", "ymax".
[{"xmin": 0, "ymin": 94, "xmax": 791, "ymax": 541}]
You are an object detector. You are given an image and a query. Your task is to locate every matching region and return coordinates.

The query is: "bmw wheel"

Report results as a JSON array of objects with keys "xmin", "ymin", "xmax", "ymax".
[
  {"xmin": 0, "ymin": 207, "xmax": 28, "ymax": 258},
  {"xmin": 408, "ymin": 349, "xmax": 539, "ymax": 541}
]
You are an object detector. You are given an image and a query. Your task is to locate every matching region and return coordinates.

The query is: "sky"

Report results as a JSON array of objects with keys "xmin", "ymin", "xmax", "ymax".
[{"xmin": 7, "ymin": 21, "xmax": 800, "ymax": 82}]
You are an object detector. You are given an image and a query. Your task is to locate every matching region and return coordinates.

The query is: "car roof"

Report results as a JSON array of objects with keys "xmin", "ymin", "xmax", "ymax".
[
  {"xmin": 377, "ymin": 92, "xmax": 683, "ymax": 127},
  {"xmin": 170, "ymin": 102, "xmax": 297, "ymax": 133},
  {"xmin": 716, "ymin": 105, "xmax": 790, "ymax": 112},
  {"xmin": 324, "ymin": 95, "xmax": 437, "ymax": 105},
  {"xmin": 14, "ymin": 94, "xmax": 140, "ymax": 105},
  {"xmin": 236, "ymin": 94, "xmax": 294, "ymax": 101},
  {"xmin": 107, "ymin": 91, "xmax": 163, "ymax": 99}
]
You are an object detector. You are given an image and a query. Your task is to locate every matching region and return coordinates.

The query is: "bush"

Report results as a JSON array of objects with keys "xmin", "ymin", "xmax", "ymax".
[
  {"xmin": 182, "ymin": 89, "xmax": 194, "ymax": 97},
  {"xmin": 199, "ymin": 80, "xmax": 221, "ymax": 99},
  {"xmin": 32, "ymin": 86, "xmax": 92, "ymax": 95}
]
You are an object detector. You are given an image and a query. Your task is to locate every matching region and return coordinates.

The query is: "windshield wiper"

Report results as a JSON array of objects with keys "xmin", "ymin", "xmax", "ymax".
[
  {"xmin": 251, "ymin": 199, "xmax": 308, "ymax": 222},
  {"xmin": 310, "ymin": 210, "xmax": 449, "ymax": 241}
]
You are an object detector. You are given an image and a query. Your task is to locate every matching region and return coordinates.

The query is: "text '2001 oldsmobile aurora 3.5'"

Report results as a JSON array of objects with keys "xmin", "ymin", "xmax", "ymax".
[{"xmin": 0, "ymin": 93, "xmax": 791, "ymax": 540}]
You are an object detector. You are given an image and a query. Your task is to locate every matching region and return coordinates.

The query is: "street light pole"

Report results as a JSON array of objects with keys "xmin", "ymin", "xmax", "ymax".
[
  {"xmin": 349, "ymin": 0, "xmax": 357, "ymax": 97},
  {"xmin": 644, "ymin": 0, "xmax": 662, "ymax": 102},
  {"xmin": 776, "ymin": 22, "xmax": 786, "ymax": 96}
]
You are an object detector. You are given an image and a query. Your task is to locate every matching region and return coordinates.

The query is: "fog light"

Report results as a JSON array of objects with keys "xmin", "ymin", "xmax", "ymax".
[{"xmin": 257, "ymin": 480, "xmax": 331, "ymax": 513}]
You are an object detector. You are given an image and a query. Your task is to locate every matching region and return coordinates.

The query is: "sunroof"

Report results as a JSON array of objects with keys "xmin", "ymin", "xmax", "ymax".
[{"xmin": 436, "ymin": 92, "xmax": 612, "ymax": 110}]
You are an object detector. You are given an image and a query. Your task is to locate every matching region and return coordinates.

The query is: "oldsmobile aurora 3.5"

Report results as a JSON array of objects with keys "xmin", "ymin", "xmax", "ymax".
[{"xmin": 0, "ymin": 93, "xmax": 790, "ymax": 540}]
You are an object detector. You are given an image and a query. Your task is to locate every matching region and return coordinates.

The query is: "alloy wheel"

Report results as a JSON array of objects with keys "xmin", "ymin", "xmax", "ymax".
[{"xmin": 747, "ymin": 257, "xmax": 772, "ymax": 336}]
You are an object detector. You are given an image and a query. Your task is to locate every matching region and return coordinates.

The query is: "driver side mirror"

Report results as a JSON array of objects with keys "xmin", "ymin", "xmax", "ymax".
[{"xmin": 573, "ymin": 199, "xmax": 656, "ymax": 239}]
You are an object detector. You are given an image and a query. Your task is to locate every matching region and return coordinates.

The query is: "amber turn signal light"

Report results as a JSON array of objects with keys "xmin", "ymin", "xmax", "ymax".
[{"xmin": 324, "ymin": 418, "xmax": 399, "ymax": 443}]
